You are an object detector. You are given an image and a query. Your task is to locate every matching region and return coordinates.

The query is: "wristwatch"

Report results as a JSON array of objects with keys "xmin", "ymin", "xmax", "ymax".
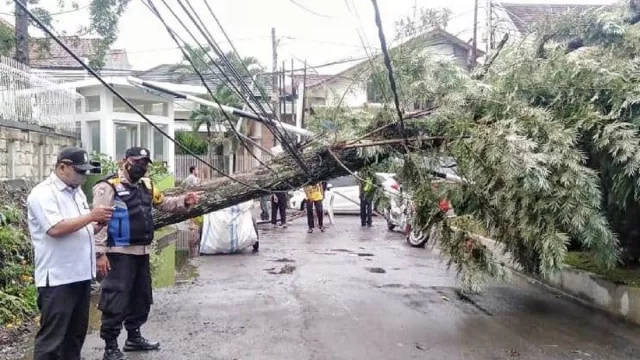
[{"xmin": 96, "ymin": 252, "xmax": 105, "ymax": 259}]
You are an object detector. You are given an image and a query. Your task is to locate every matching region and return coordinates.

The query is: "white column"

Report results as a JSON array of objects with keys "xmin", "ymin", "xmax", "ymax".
[
  {"xmin": 100, "ymin": 89, "xmax": 115, "ymax": 160},
  {"xmin": 166, "ymin": 101, "xmax": 175, "ymax": 175}
]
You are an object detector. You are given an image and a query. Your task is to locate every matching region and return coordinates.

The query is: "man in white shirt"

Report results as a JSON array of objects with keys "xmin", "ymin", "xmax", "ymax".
[
  {"xmin": 184, "ymin": 166, "xmax": 199, "ymax": 187},
  {"xmin": 27, "ymin": 146, "xmax": 114, "ymax": 360}
]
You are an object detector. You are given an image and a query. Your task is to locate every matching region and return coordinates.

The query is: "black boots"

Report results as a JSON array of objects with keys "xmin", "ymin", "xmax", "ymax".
[
  {"xmin": 123, "ymin": 328, "xmax": 160, "ymax": 352},
  {"xmin": 103, "ymin": 340, "xmax": 125, "ymax": 360}
]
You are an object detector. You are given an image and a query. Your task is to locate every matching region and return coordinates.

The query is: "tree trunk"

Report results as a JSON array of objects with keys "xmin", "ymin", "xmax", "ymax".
[
  {"xmin": 14, "ymin": 0, "xmax": 29, "ymax": 66},
  {"xmin": 152, "ymin": 146, "xmax": 367, "ymax": 229}
]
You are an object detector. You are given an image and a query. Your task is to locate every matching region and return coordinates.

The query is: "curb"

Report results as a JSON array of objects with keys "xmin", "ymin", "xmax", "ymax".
[{"xmin": 474, "ymin": 234, "xmax": 640, "ymax": 326}]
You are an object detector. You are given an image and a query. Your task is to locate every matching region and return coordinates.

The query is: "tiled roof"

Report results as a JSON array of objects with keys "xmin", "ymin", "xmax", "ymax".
[
  {"xmin": 29, "ymin": 36, "xmax": 132, "ymax": 70},
  {"xmin": 500, "ymin": 3, "xmax": 608, "ymax": 35},
  {"xmin": 306, "ymin": 28, "xmax": 483, "ymax": 89}
]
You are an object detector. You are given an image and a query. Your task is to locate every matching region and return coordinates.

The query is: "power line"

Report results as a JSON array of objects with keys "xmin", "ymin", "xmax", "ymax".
[
  {"xmin": 288, "ymin": 0, "xmax": 334, "ymax": 18},
  {"xmin": 143, "ymin": 0, "xmax": 287, "ymax": 183},
  {"xmin": 165, "ymin": 0, "xmax": 310, "ymax": 174},
  {"xmin": 12, "ymin": 0, "xmax": 273, "ymax": 192}
]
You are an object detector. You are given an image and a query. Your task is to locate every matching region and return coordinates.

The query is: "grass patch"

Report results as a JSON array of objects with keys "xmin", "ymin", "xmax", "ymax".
[{"xmin": 565, "ymin": 252, "xmax": 640, "ymax": 288}]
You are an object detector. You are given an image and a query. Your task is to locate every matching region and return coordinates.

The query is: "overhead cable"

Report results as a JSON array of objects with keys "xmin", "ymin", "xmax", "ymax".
[{"xmin": 12, "ymin": 0, "xmax": 274, "ymax": 192}]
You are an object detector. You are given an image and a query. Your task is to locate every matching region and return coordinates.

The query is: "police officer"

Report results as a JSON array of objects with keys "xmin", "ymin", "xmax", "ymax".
[
  {"xmin": 26, "ymin": 146, "xmax": 113, "ymax": 360},
  {"xmin": 92, "ymin": 147, "xmax": 202, "ymax": 360}
]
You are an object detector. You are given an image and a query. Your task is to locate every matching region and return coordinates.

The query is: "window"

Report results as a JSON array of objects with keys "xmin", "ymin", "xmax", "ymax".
[
  {"xmin": 87, "ymin": 121, "xmax": 101, "ymax": 154},
  {"xmin": 310, "ymin": 97, "xmax": 326, "ymax": 106},
  {"xmin": 76, "ymin": 98, "xmax": 82, "ymax": 114},
  {"xmin": 86, "ymin": 96, "xmax": 100, "ymax": 112},
  {"xmin": 153, "ymin": 125, "xmax": 167, "ymax": 162},
  {"xmin": 366, "ymin": 76, "xmax": 385, "ymax": 103},
  {"xmin": 113, "ymin": 97, "xmax": 168, "ymax": 116},
  {"xmin": 115, "ymin": 123, "xmax": 139, "ymax": 159},
  {"xmin": 453, "ymin": 45, "xmax": 468, "ymax": 59}
]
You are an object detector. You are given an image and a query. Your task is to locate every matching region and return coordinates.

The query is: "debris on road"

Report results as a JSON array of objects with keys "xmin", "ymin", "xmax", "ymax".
[
  {"xmin": 266, "ymin": 264, "xmax": 296, "ymax": 275},
  {"xmin": 366, "ymin": 267, "xmax": 386, "ymax": 274},
  {"xmin": 270, "ymin": 257, "xmax": 296, "ymax": 263}
]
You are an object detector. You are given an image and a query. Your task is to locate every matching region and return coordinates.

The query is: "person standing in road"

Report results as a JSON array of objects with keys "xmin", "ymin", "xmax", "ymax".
[
  {"xmin": 184, "ymin": 165, "xmax": 202, "ymax": 256},
  {"xmin": 26, "ymin": 146, "xmax": 114, "ymax": 360},
  {"xmin": 271, "ymin": 191, "xmax": 287, "ymax": 228},
  {"xmin": 304, "ymin": 183, "xmax": 325, "ymax": 233},
  {"xmin": 359, "ymin": 174, "xmax": 374, "ymax": 227},
  {"xmin": 92, "ymin": 147, "xmax": 202, "ymax": 360},
  {"xmin": 184, "ymin": 165, "xmax": 199, "ymax": 187}
]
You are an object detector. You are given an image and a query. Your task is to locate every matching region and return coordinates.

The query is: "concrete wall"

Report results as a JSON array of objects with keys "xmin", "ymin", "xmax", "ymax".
[
  {"xmin": 0, "ymin": 120, "xmax": 80, "ymax": 181},
  {"xmin": 546, "ymin": 269, "xmax": 640, "ymax": 325},
  {"xmin": 476, "ymin": 233, "xmax": 640, "ymax": 325}
]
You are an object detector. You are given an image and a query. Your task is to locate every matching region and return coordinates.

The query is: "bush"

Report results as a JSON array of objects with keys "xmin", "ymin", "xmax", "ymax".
[{"xmin": 0, "ymin": 206, "xmax": 37, "ymax": 326}]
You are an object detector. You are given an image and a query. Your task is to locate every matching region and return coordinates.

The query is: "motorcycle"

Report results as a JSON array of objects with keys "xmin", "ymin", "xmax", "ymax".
[
  {"xmin": 384, "ymin": 186, "xmax": 455, "ymax": 248},
  {"xmin": 384, "ymin": 193, "xmax": 430, "ymax": 247}
]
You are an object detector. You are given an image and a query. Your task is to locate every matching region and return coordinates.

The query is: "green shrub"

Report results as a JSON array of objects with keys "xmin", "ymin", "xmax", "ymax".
[{"xmin": 0, "ymin": 206, "xmax": 37, "ymax": 326}]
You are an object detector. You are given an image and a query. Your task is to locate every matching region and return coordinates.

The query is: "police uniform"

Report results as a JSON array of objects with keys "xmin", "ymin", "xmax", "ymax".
[{"xmin": 93, "ymin": 147, "xmax": 190, "ymax": 359}]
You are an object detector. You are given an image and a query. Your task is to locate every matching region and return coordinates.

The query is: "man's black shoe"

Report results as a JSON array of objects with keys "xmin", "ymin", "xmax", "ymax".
[
  {"xmin": 124, "ymin": 329, "xmax": 160, "ymax": 351},
  {"xmin": 103, "ymin": 340, "xmax": 126, "ymax": 360}
]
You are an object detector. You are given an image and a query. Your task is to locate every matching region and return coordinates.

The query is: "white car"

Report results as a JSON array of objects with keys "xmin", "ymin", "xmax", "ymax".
[{"xmin": 288, "ymin": 173, "xmax": 400, "ymax": 215}]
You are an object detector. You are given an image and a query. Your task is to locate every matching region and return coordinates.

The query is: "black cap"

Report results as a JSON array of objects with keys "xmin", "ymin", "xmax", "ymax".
[
  {"xmin": 57, "ymin": 146, "xmax": 95, "ymax": 172},
  {"xmin": 125, "ymin": 147, "xmax": 153, "ymax": 163}
]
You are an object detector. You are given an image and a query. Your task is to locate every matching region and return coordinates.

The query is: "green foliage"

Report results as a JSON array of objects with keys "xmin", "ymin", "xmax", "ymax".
[
  {"xmin": 0, "ymin": 19, "xmax": 15, "ymax": 56},
  {"xmin": 0, "ymin": 206, "xmax": 37, "ymax": 326},
  {"xmin": 175, "ymin": 131, "xmax": 208, "ymax": 155},
  {"xmin": 312, "ymin": 4, "xmax": 640, "ymax": 290}
]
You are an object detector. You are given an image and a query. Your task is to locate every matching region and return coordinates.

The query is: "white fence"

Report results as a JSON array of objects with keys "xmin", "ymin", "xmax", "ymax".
[{"xmin": 0, "ymin": 57, "xmax": 81, "ymax": 132}]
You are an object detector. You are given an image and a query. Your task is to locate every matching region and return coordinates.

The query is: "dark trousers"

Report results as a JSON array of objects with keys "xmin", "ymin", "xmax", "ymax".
[
  {"xmin": 360, "ymin": 198, "xmax": 373, "ymax": 225},
  {"xmin": 98, "ymin": 253, "xmax": 153, "ymax": 343},
  {"xmin": 271, "ymin": 193, "xmax": 287, "ymax": 225},
  {"xmin": 259, "ymin": 195, "xmax": 270, "ymax": 220},
  {"xmin": 34, "ymin": 280, "xmax": 91, "ymax": 360},
  {"xmin": 306, "ymin": 200, "xmax": 324, "ymax": 229}
]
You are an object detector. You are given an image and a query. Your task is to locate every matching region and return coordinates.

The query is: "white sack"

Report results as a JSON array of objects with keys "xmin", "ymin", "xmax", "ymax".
[{"xmin": 200, "ymin": 201, "xmax": 258, "ymax": 254}]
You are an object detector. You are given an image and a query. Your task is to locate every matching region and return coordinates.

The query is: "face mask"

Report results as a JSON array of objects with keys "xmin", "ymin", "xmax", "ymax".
[
  {"xmin": 66, "ymin": 168, "xmax": 88, "ymax": 188},
  {"xmin": 126, "ymin": 163, "xmax": 147, "ymax": 183}
]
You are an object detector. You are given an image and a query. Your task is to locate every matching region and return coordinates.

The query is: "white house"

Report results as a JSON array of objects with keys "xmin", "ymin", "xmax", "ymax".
[
  {"xmin": 303, "ymin": 28, "xmax": 484, "ymax": 111},
  {"xmin": 61, "ymin": 77, "xmax": 182, "ymax": 172}
]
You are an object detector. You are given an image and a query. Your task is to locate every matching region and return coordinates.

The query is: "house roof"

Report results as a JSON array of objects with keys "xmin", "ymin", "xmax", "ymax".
[
  {"xmin": 29, "ymin": 37, "xmax": 132, "ymax": 70},
  {"xmin": 306, "ymin": 28, "xmax": 484, "ymax": 89},
  {"xmin": 135, "ymin": 64, "xmax": 273, "ymax": 99},
  {"xmin": 500, "ymin": 2, "xmax": 609, "ymax": 35}
]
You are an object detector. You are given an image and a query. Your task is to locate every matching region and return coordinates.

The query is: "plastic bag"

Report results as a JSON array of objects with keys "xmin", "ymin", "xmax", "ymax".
[{"xmin": 199, "ymin": 201, "xmax": 258, "ymax": 254}]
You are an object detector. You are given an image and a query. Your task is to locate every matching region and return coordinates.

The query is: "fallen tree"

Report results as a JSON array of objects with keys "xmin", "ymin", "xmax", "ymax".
[{"xmin": 153, "ymin": 146, "xmax": 369, "ymax": 228}]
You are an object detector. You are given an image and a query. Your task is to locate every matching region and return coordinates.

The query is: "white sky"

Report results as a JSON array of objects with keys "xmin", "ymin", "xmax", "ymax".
[{"xmin": 0, "ymin": 0, "xmax": 617, "ymax": 73}]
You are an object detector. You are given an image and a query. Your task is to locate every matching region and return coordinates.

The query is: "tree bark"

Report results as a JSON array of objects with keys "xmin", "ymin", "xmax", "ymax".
[
  {"xmin": 14, "ymin": 0, "xmax": 29, "ymax": 66},
  {"xmin": 152, "ymin": 146, "xmax": 369, "ymax": 229}
]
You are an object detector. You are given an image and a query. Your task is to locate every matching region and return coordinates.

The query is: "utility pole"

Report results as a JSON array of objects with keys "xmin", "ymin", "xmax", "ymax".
[
  {"xmin": 15, "ymin": 0, "xmax": 29, "ymax": 65},
  {"xmin": 469, "ymin": 0, "xmax": 479, "ymax": 69},
  {"xmin": 485, "ymin": 0, "xmax": 494, "ymax": 53},
  {"xmin": 271, "ymin": 27, "xmax": 280, "ymax": 122}
]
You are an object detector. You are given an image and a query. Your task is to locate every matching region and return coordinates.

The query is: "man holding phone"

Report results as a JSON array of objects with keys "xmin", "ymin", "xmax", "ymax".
[{"xmin": 27, "ymin": 146, "xmax": 114, "ymax": 360}]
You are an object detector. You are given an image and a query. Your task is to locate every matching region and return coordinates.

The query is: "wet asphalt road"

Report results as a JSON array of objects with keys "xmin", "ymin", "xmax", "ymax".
[{"xmin": 80, "ymin": 216, "xmax": 640, "ymax": 360}]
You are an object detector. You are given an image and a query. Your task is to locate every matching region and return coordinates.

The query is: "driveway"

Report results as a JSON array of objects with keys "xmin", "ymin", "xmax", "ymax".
[{"xmin": 80, "ymin": 216, "xmax": 640, "ymax": 359}]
